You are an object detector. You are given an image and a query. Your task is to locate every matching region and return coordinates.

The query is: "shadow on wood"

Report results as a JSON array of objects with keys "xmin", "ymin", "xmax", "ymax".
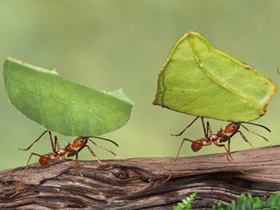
[{"xmin": 1, "ymin": 145, "xmax": 280, "ymax": 209}]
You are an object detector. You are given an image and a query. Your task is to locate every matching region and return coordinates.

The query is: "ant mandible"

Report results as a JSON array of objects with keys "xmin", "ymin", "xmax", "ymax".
[
  {"xmin": 164, "ymin": 116, "xmax": 271, "ymax": 182},
  {"xmin": 11, "ymin": 130, "xmax": 118, "ymax": 197}
]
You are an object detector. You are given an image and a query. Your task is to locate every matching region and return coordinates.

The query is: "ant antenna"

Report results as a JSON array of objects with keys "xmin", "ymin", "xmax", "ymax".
[
  {"xmin": 240, "ymin": 124, "xmax": 271, "ymax": 145},
  {"xmin": 241, "ymin": 122, "xmax": 271, "ymax": 132},
  {"xmin": 88, "ymin": 136, "xmax": 119, "ymax": 147}
]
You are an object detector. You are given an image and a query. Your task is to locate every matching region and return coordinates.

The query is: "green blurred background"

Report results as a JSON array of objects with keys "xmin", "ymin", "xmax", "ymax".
[{"xmin": 1, "ymin": 1, "xmax": 280, "ymax": 170}]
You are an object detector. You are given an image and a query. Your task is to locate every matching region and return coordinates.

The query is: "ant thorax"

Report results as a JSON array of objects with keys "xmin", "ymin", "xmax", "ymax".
[
  {"xmin": 209, "ymin": 133, "xmax": 219, "ymax": 141},
  {"xmin": 57, "ymin": 147, "xmax": 68, "ymax": 156}
]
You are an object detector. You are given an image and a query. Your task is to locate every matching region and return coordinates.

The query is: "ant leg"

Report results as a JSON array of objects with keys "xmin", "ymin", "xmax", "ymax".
[
  {"xmin": 236, "ymin": 130, "xmax": 256, "ymax": 150},
  {"xmin": 68, "ymin": 153, "xmax": 84, "ymax": 178},
  {"xmin": 11, "ymin": 152, "xmax": 45, "ymax": 197},
  {"xmin": 213, "ymin": 141, "xmax": 233, "ymax": 161},
  {"xmin": 54, "ymin": 136, "xmax": 61, "ymax": 151},
  {"xmin": 240, "ymin": 124, "xmax": 271, "ymax": 145},
  {"xmin": 65, "ymin": 155, "xmax": 92, "ymax": 188},
  {"xmin": 213, "ymin": 141, "xmax": 248, "ymax": 175},
  {"xmin": 71, "ymin": 154, "xmax": 97, "ymax": 190},
  {"xmin": 19, "ymin": 130, "xmax": 48, "ymax": 151},
  {"xmin": 88, "ymin": 139, "xmax": 119, "ymax": 159},
  {"xmin": 201, "ymin": 117, "xmax": 208, "ymax": 138},
  {"xmin": 171, "ymin": 116, "xmax": 200, "ymax": 136},
  {"xmin": 226, "ymin": 140, "xmax": 232, "ymax": 161},
  {"xmin": 59, "ymin": 154, "xmax": 85, "ymax": 179},
  {"xmin": 219, "ymin": 134, "xmax": 234, "ymax": 161},
  {"xmin": 74, "ymin": 154, "xmax": 80, "ymax": 174},
  {"xmin": 163, "ymin": 138, "xmax": 192, "ymax": 183},
  {"xmin": 84, "ymin": 145, "xmax": 107, "ymax": 165},
  {"xmin": 206, "ymin": 121, "xmax": 213, "ymax": 137},
  {"xmin": 48, "ymin": 132, "xmax": 56, "ymax": 152}
]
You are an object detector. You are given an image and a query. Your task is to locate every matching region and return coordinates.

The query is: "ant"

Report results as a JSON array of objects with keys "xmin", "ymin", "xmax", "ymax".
[
  {"xmin": 11, "ymin": 130, "xmax": 119, "ymax": 197},
  {"xmin": 164, "ymin": 116, "xmax": 271, "ymax": 182}
]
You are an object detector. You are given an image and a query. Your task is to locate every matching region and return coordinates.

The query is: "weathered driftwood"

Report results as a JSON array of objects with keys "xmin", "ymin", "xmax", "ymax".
[{"xmin": 1, "ymin": 145, "xmax": 280, "ymax": 209}]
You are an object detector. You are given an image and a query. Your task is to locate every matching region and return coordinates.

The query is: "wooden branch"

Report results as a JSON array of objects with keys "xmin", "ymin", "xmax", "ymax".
[{"xmin": 1, "ymin": 145, "xmax": 280, "ymax": 209}]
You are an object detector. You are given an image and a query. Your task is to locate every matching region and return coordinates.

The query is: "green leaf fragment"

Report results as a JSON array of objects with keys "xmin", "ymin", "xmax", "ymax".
[
  {"xmin": 212, "ymin": 192, "xmax": 280, "ymax": 210},
  {"xmin": 277, "ymin": 63, "xmax": 280, "ymax": 75},
  {"xmin": 172, "ymin": 192, "xmax": 197, "ymax": 210},
  {"xmin": 3, "ymin": 57, "xmax": 133, "ymax": 137},
  {"xmin": 153, "ymin": 31, "xmax": 277, "ymax": 122},
  {"xmin": 268, "ymin": 191, "xmax": 280, "ymax": 207}
]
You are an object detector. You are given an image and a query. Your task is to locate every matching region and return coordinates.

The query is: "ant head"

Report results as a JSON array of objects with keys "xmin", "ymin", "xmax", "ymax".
[
  {"xmin": 224, "ymin": 122, "xmax": 240, "ymax": 133},
  {"xmin": 72, "ymin": 137, "xmax": 88, "ymax": 148},
  {"xmin": 191, "ymin": 139, "xmax": 203, "ymax": 152}
]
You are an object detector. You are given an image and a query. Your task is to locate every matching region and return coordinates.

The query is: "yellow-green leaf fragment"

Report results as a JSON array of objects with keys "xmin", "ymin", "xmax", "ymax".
[
  {"xmin": 3, "ymin": 57, "xmax": 133, "ymax": 136},
  {"xmin": 153, "ymin": 31, "xmax": 277, "ymax": 122}
]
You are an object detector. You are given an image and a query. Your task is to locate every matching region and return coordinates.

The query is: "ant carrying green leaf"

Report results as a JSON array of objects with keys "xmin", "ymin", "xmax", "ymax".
[
  {"xmin": 164, "ymin": 117, "xmax": 271, "ymax": 182},
  {"xmin": 11, "ymin": 131, "xmax": 118, "ymax": 197}
]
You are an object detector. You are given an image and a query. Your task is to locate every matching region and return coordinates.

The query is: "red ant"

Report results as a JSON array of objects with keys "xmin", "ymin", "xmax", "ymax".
[
  {"xmin": 164, "ymin": 116, "xmax": 271, "ymax": 182},
  {"xmin": 11, "ymin": 130, "xmax": 118, "ymax": 197}
]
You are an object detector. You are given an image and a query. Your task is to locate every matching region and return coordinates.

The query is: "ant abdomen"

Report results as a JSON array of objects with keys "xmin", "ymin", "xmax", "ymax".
[
  {"xmin": 39, "ymin": 154, "xmax": 51, "ymax": 166},
  {"xmin": 191, "ymin": 140, "xmax": 203, "ymax": 152}
]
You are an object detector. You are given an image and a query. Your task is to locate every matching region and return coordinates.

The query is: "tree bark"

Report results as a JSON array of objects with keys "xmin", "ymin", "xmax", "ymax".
[{"xmin": 1, "ymin": 145, "xmax": 280, "ymax": 209}]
